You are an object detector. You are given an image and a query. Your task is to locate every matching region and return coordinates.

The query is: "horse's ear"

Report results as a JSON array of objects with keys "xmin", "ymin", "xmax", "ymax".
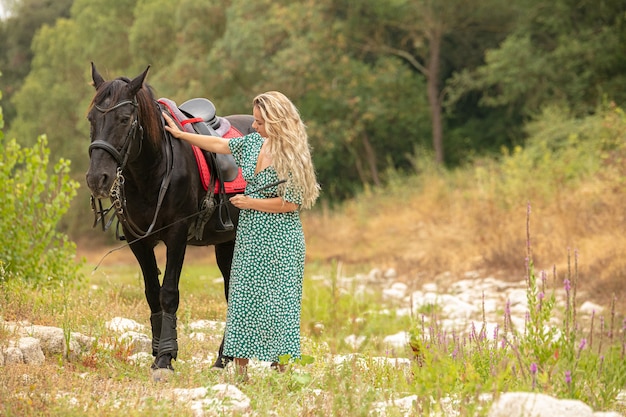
[
  {"xmin": 91, "ymin": 62, "xmax": 105, "ymax": 90},
  {"xmin": 128, "ymin": 65, "xmax": 151, "ymax": 97}
]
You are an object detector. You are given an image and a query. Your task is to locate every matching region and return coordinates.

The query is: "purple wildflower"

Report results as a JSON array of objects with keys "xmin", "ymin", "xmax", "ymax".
[
  {"xmin": 579, "ymin": 338, "xmax": 586, "ymax": 350},
  {"xmin": 538, "ymin": 292, "xmax": 545, "ymax": 300},
  {"xmin": 530, "ymin": 363, "xmax": 538, "ymax": 390},
  {"xmin": 565, "ymin": 370, "xmax": 572, "ymax": 384},
  {"xmin": 564, "ymin": 279, "xmax": 571, "ymax": 292}
]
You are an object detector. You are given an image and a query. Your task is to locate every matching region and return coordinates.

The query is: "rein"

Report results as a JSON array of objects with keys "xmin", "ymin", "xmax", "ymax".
[
  {"xmin": 89, "ymin": 98, "xmax": 174, "ymax": 240},
  {"xmin": 91, "ymin": 179, "xmax": 287, "ymax": 272}
]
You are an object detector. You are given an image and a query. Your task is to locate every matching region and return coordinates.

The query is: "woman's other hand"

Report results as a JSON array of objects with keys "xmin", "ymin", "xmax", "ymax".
[{"xmin": 229, "ymin": 194, "xmax": 252, "ymax": 209}]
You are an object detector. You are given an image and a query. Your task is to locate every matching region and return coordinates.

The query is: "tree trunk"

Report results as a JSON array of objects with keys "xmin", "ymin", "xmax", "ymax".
[
  {"xmin": 427, "ymin": 29, "xmax": 444, "ymax": 165},
  {"xmin": 362, "ymin": 132, "xmax": 381, "ymax": 187}
]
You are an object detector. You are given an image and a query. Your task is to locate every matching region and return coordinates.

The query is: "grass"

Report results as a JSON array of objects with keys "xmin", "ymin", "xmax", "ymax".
[
  {"xmin": 0, "ymin": 223, "xmax": 625, "ymax": 416},
  {"xmin": 1, "ymin": 105, "xmax": 625, "ymax": 415}
]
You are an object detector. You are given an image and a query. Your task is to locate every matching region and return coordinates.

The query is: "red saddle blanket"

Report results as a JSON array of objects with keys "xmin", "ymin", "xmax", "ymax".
[{"xmin": 159, "ymin": 99, "xmax": 247, "ymax": 194}]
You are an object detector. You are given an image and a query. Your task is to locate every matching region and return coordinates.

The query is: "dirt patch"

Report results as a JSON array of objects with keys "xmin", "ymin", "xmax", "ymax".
[{"xmin": 76, "ymin": 241, "xmax": 217, "ymax": 267}]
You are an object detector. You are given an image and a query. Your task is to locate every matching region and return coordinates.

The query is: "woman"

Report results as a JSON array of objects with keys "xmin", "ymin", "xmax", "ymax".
[{"xmin": 163, "ymin": 91, "xmax": 320, "ymax": 379}]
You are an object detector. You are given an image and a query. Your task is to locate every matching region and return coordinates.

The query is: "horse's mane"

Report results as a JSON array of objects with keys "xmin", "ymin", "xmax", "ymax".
[{"xmin": 88, "ymin": 77, "xmax": 163, "ymax": 148}]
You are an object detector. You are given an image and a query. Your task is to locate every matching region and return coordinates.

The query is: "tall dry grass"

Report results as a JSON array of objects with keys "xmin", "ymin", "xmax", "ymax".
[{"xmin": 303, "ymin": 104, "xmax": 626, "ymax": 310}]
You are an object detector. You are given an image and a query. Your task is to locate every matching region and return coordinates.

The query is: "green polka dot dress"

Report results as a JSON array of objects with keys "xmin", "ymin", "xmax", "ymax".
[{"xmin": 223, "ymin": 132, "xmax": 305, "ymax": 362}]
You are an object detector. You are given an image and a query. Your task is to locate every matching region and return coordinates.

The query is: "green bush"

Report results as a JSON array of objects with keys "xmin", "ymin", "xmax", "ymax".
[{"xmin": 0, "ymin": 114, "xmax": 82, "ymax": 284}]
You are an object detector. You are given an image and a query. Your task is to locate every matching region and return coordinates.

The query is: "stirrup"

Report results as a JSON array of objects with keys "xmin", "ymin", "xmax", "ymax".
[{"xmin": 216, "ymin": 204, "xmax": 234, "ymax": 232}]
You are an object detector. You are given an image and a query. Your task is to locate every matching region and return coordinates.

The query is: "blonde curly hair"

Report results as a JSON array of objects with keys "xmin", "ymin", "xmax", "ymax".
[{"xmin": 253, "ymin": 91, "xmax": 320, "ymax": 210}]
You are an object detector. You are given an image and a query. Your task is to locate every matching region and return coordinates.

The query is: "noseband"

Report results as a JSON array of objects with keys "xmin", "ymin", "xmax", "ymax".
[{"xmin": 88, "ymin": 99, "xmax": 143, "ymax": 169}]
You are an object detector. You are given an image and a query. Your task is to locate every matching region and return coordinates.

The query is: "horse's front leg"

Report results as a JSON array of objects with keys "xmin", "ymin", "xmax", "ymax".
[
  {"xmin": 153, "ymin": 229, "xmax": 188, "ymax": 372},
  {"xmin": 128, "ymin": 240, "xmax": 162, "ymax": 362}
]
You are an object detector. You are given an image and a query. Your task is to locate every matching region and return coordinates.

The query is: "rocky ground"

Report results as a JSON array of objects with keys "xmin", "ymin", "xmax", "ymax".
[{"xmin": 1, "ymin": 265, "xmax": 624, "ymax": 416}]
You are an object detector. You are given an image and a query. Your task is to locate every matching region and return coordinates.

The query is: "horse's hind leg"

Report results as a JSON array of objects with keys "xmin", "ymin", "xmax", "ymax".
[{"xmin": 212, "ymin": 240, "xmax": 235, "ymax": 369}]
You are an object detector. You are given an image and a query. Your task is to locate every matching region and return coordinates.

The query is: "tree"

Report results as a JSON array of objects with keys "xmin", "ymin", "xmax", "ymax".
[
  {"xmin": 0, "ymin": 0, "xmax": 72, "ymax": 128},
  {"xmin": 340, "ymin": 0, "xmax": 518, "ymax": 165},
  {"xmin": 8, "ymin": 0, "xmax": 140, "ymax": 170},
  {"xmin": 448, "ymin": 0, "xmax": 626, "ymax": 121},
  {"xmin": 128, "ymin": 0, "xmax": 178, "ymax": 73},
  {"xmin": 143, "ymin": 0, "xmax": 229, "ymax": 101}
]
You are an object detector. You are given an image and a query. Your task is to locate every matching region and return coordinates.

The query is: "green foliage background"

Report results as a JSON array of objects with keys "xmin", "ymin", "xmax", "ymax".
[
  {"xmin": 1, "ymin": 0, "xmax": 625, "ymax": 237},
  {"xmin": 0, "ymin": 98, "xmax": 82, "ymax": 283}
]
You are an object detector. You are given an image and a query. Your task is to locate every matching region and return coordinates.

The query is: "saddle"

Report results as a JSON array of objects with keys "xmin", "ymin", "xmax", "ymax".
[
  {"xmin": 179, "ymin": 98, "xmax": 240, "ymax": 183},
  {"xmin": 158, "ymin": 97, "xmax": 246, "ymax": 236}
]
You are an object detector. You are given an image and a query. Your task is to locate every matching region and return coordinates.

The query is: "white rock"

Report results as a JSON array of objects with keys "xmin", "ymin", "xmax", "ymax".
[
  {"xmin": 488, "ymin": 392, "xmax": 594, "ymax": 417},
  {"xmin": 410, "ymin": 291, "xmax": 440, "ymax": 310},
  {"xmin": 211, "ymin": 383, "xmax": 250, "ymax": 411},
  {"xmin": 22, "ymin": 325, "xmax": 64, "ymax": 355},
  {"xmin": 189, "ymin": 332, "xmax": 207, "ymax": 341},
  {"xmin": 344, "ymin": 334, "xmax": 366, "ymax": 349},
  {"xmin": 333, "ymin": 354, "xmax": 366, "ymax": 367},
  {"xmin": 579, "ymin": 301, "xmax": 604, "ymax": 315},
  {"xmin": 368, "ymin": 268, "xmax": 383, "ymax": 280},
  {"xmin": 106, "ymin": 317, "xmax": 144, "ymax": 333},
  {"xmin": 188, "ymin": 320, "xmax": 224, "ymax": 331},
  {"xmin": 172, "ymin": 387, "xmax": 209, "ymax": 402},
  {"xmin": 371, "ymin": 394, "xmax": 418, "ymax": 417},
  {"xmin": 440, "ymin": 295, "xmax": 479, "ymax": 319},
  {"xmin": 128, "ymin": 352, "xmax": 153, "ymax": 365},
  {"xmin": 3, "ymin": 346, "xmax": 24, "ymax": 364},
  {"xmin": 383, "ymin": 331, "xmax": 409, "ymax": 348},
  {"xmin": 384, "ymin": 268, "xmax": 397, "ymax": 279},
  {"xmin": 119, "ymin": 331, "xmax": 151, "ymax": 354},
  {"xmin": 383, "ymin": 282, "xmax": 408, "ymax": 300},
  {"xmin": 507, "ymin": 289, "xmax": 528, "ymax": 307},
  {"xmin": 18, "ymin": 337, "xmax": 45, "ymax": 365}
]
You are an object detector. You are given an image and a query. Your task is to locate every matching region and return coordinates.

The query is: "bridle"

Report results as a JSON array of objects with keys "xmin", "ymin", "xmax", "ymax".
[
  {"xmin": 89, "ymin": 97, "xmax": 174, "ymax": 241},
  {"xmin": 89, "ymin": 99, "xmax": 142, "ymax": 169}
]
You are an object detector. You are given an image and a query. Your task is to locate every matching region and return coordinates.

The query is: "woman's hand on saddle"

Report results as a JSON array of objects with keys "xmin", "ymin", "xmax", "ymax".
[
  {"xmin": 162, "ymin": 112, "xmax": 183, "ymax": 138},
  {"xmin": 162, "ymin": 111, "xmax": 232, "ymax": 154}
]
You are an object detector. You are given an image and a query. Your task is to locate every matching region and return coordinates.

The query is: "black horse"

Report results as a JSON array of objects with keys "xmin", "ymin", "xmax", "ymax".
[{"xmin": 85, "ymin": 63, "xmax": 254, "ymax": 376}]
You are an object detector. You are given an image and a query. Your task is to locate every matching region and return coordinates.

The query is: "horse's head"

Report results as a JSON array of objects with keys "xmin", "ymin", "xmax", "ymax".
[{"xmin": 85, "ymin": 63, "xmax": 152, "ymax": 198}]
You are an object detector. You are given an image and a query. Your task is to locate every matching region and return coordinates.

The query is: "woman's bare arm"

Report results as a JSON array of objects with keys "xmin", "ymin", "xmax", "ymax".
[
  {"xmin": 229, "ymin": 195, "xmax": 299, "ymax": 213},
  {"xmin": 163, "ymin": 112, "xmax": 231, "ymax": 154}
]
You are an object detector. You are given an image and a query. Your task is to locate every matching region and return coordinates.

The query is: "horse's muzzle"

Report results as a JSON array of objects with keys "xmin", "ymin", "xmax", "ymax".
[{"xmin": 85, "ymin": 171, "xmax": 112, "ymax": 199}]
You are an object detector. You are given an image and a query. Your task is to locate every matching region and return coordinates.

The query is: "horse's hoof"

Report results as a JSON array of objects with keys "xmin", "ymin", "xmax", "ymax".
[{"xmin": 152, "ymin": 367, "xmax": 174, "ymax": 382}]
